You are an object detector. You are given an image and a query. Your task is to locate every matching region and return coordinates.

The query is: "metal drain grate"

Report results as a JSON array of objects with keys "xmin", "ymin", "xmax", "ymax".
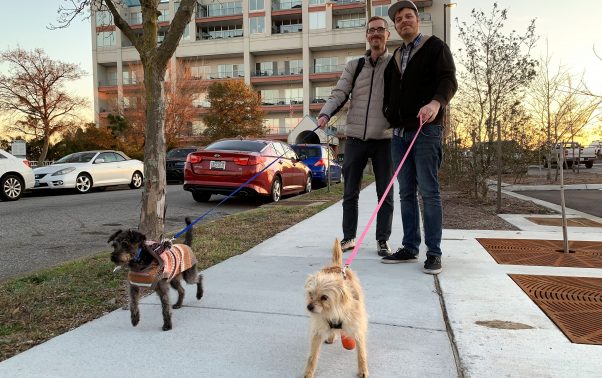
[
  {"xmin": 526, "ymin": 217, "xmax": 602, "ymax": 227},
  {"xmin": 477, "ymin": 238, "xmax": 602, "ymax": 268},
  {"xmin": 510, "ymin": 274, "xmax": 602, "ymax": 345}
]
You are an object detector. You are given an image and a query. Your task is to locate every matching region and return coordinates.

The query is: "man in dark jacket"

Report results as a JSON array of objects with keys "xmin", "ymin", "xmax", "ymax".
[
  {"xmin": 317, "ymin": 16, "xmax": 394, "ymax": 257},
  {"xmin": 380, "ymin": 0, "xmax": 457, "ymax": 274}
]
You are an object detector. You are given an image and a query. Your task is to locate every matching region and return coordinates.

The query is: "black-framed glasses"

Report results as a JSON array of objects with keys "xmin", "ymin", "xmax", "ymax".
[{"xmin": 367, "ymin": 27, "xmax": 387, "ymax": 35}]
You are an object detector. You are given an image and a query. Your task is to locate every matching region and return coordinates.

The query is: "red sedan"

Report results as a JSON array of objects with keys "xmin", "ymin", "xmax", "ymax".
[{"xmin": 183, "ymin": 139, "xmax": 312, "ymax": 202}]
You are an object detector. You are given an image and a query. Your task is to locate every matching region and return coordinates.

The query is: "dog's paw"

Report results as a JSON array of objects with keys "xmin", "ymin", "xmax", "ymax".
[
  {"xmin": 162, "ymin": 322, "xmax": 172, "ymax": 331},
  {"xmin": 357, "ymin": 371, "xmax": 369, "ymax": 378},
  {"xmin": 172, "ymin": 303, "xmax": 182, "ymax": 309},
  {"xmin": 131, "ymin": 313, "xmax": 140, "ymax": 327}
]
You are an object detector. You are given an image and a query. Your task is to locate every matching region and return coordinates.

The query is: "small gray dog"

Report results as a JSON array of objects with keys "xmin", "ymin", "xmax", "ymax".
[{"xmin": 108, "ymin": 218, "xmax": 203, "ymax": 331}]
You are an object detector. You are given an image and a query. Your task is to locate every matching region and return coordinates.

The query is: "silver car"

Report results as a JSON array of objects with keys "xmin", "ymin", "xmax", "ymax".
[
  {"xmin": 0, "ymin": 149, "xmax": 35, "ymax": 201},
  {"xmin": 33, "ymin": 150, "xmax": 144, "ymax": 194}
]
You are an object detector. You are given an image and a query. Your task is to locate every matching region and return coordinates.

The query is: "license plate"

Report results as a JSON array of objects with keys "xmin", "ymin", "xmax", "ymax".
[{"xmin": 210, "ymin": 160, "xmax": 226, "ymax": 170}]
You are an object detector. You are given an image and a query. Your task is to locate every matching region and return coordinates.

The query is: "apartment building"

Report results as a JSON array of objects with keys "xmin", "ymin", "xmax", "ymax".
[{"xmin": 92, "ymin": 0, "xmax": 446, "ymax": 143}]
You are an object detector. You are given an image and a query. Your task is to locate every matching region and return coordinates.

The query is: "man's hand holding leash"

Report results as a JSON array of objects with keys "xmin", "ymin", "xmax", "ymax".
[{"xmin": 418, "ymin": 100, "xmax": 441, "ymax": 124}]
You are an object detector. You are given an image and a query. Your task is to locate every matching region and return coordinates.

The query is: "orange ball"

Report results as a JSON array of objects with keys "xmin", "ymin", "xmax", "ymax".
[{"xmin": 341, "ymin": 334, "xmax": 356, "ymax": 350}]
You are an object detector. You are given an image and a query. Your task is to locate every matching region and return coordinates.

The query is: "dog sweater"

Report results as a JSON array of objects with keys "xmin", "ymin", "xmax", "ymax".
[{"xmin": 128, "ymin": 242, "xmax": 196, "ymax": 287}]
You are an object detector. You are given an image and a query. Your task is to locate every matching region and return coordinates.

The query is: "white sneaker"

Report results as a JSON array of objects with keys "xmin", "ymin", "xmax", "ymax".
[{"xmin": 340, "ymin": 238, "xmax": 356, "ymax": 251}]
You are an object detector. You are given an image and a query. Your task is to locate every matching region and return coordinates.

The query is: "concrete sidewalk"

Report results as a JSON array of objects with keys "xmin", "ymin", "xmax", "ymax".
[{"xmin": 1, "ymin": 184, "xmax": 601, "ymax": 377}]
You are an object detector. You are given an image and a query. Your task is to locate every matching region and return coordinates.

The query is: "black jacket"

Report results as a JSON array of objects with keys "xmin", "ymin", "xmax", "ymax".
[{"xmin": 383, "ymin": 35, "xmax": 457, "ymax": 130}]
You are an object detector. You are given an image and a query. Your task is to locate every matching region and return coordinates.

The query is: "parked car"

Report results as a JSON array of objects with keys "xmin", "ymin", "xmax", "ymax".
[
  {"xmin": 291, "ymin": 144, "xmax": 342, "ymax": 186},
  {"xmin": 588, "ymin": 141, "xmax": 602, "ymax": 158},
  {"xmin": 166, "ymin": 146, "xmax": 203, "ymax": 183},
  {"xmin": 542, "ymin": 142, "xmax": 596, "ymax": 168},
  {"xmin": 183, "ymin": 139, "xmax": 312, "ymax": 203},
  {"xmin": 0, "ymin": 149, "xmax": 35, "ymax": 201},
  {"xmin": 33, "ymin": 150, "xmax": 144, "ymax": 193}
]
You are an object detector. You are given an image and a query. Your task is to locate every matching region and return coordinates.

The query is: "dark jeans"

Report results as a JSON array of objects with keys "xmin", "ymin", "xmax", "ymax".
[
  {"xmin": 391, "ymin": 124, "xmax": 443, "ymax": 257},
  {"xmin": 342, "ymin": 138, "xmax": 394, "ymax": 241}
]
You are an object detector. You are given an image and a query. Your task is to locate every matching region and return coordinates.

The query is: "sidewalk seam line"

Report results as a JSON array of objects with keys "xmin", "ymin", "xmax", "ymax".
[{"xmin": 435, "ymin": 275, "xmax": 465, "ymax": 378}]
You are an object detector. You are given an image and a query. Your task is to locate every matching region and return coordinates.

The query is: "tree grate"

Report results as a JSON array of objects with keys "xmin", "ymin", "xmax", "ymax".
[
  {"xmin": 510, "ymin": 274, "xmax": 602, "ymax": 345},
  {"xmin": 526, "ymin": 217, "xmax": 602, "ymax": 227},
  {"xmin": 477, "ymin": 238, "xmax": 602, "ymax": 268}
]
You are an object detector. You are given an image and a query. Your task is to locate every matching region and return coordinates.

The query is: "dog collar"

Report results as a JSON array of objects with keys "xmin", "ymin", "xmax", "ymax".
[{"xmin": 328, "ymin": 320, "xmax": 343, "ymax": 329}]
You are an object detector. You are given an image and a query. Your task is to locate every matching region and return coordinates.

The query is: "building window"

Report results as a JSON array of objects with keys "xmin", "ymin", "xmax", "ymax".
[
  {"xmin": 309, "ymin": 0, "xmax": 325, "ymax": 4},
  {"xmin": 158, "ymin": 9, "xmax": 170, "ymax": 22},
  {"xmin": 373, "ymin": 5, "xmax": 388, "ymax": 18},
  {"xmin": 217, "ymin": 64, "xmax": 243, "ymax": 79},
  {"xmin": 273, "ymin": 18, "xmax": 302, "ymax": 34},
  {"xmin": 284, "ymin": 88, "xmax": 303, "ymax": 104},
  {"xmin": 192, "ymin": 93, "xmax": 210, "ymax": 108},
  {"xmin": 309, "ymin": 11, "xmax": 326, "ymax": 30},
  {"xmin": 182, "ymin": 23, "xmax": 190, "ymax": 40},
  {"xmin": 122, "ymin": 70, "xmax": 139, "ymax": 85},
  {"xmin": 314, "ymin": 86, "xmax": 333, "ymax": 102},
  {"xmin": 250, "ymin": 0, "xmax": 264, "ymax": 11},
  {"xmin": 198, "ymin": 25, "xmax": 243, "ymax": 40},
  {"xmin": 284, "ymin": 117, "xmax": 303, "ymax": 133},
  {"xmin": 250, "ymin": 16, "xmax": 265, "ymax": 34},
  {"xmin": 255, "ymin": 61, "xmax": 277, "ymax": 76},
  {"xmin": 96, "ymin": 32, "xmax": 116, "ymax": 48},
  {"xmin": 197, "ymin": 1, "xmax": 243, "ymax": 17},
  {"xmin": 123, "ymin": 96, "xmax": 138, "ymax": 110},
  {"xmin": 263, "ymin": 118, "xmax": 279, "ymax": 134},
  {"xmin": 191, "ymin": 65, "xmax": 210, "ymax": 79},
  {"xmin": 314, "ymin": 57, "xmax": 339, "ymax": 73},
  {"xmin": 95, "ymin": 10, "xmax": 113, "ymax": 26},
  {"xmin": 128, "ymin": 11, "xmax": 142, "ymax": 25},
  {"xmin": 284, "ymin": 59, "xmax": 303, "ymax": 75},
  {"xmin": 334, "ymin": 13, "xmax": 365, "ymax": 29},
  {"xmin": 259, "ymin": 89, "xmax": 279, "ymax": 105},
  {"xmin": 273, "ymin": 0, "xmax": 302, "ymax": 11}
]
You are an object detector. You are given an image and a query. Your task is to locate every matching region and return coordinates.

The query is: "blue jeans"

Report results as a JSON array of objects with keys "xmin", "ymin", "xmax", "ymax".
[{"xmin": 391, "ymin": 124, "xmax": 443, "ymax": 257}]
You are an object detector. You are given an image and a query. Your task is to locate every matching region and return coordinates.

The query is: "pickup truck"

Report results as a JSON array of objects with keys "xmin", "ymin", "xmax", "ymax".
[
  {"xmin": 588, "ymin": 141, "xmax": 602, "ymax": 157},
  {"xmin": 542, "ymin": 142, "xmax": 597, "ymax": 168}
]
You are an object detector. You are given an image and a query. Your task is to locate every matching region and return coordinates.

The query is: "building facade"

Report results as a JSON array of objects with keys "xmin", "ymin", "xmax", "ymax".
[{"xmin": 92, "ymin": 0, "xmax": 446, "ymax": 143}]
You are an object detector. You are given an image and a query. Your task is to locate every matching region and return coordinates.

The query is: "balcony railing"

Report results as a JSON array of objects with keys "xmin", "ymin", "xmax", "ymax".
[
  {"xmin": 197, "ymin": 2, "xmax": 243, "ymax": 18},
  {"xmin": 312, "ymin": 64, "xmax": 345, "ymax": 74},
  {"xmin": 252, "ymin": 69, "xmax": 303, "ymax": 77},
  {"xmin": 261, "ymin": 97, "xmax": 303, "ymax": 106},
  {"xmin": 197, "ymin": 29, "xmax": 243, "ymax": 40},
  {"xmin": 192, "ymin": 71, "xmax": 245, "ymax": 80},
  {"xmin": 272, "ymin": 0, "xmax": 303, "ymax": 11},
  {"xmin": 331, "ymin": 0, "xmax": 365, "ymax": 4},
  {"xmin": 272, "ymin": 24, "xmax": 303, "ymax": 34},
  {"xmin": 311, "ymin": 97, "xmax": 328, "ymax": 103},
  {"xmin": 335, "ymin": 18, "xmax": 365, "ymax": 29},
  {"xmin": 98, "ymin": 79, "xmax": 117, "ymax": 87}
]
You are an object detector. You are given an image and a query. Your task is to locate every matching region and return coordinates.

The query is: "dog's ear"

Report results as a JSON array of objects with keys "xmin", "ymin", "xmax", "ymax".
[
  {"xmin": 108, "ymin": 230, "xmax": 123, "ymax": 243},
  {"xmin": 127, "ymin": 229, "xmax": 146, "ymax": 244}
]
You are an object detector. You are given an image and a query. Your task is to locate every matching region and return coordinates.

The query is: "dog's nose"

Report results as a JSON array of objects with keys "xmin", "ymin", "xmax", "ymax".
[{"xmin": 307, "ymin": 304, "xmax": 314, "ymax": 312}]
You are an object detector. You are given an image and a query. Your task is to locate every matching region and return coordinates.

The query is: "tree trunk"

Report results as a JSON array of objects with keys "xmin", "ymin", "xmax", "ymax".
[
  {"xmin": 496, "ymin": 122, "xmax": 502, "ymax": 212},
  {"xmin": 139, "ymin": 57, "xmax": 167, "ymax": 239}
]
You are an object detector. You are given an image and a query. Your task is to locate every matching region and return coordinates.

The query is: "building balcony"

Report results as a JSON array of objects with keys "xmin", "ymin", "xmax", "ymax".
[
  {"xmin": 197, "ymin": 2, "xmax": 242, "ymax": 18},
  {"xmin": 272, "ymin": 0, "xmax": 303, "ymax": 11},
  {"xmin": 309, "ymin": 97, "xmax": 328, "ymax": 110},
  {"xmin": 250, "ymin": 69, "xmax": 303, "ymax": 85},
  {"xmin": 191, "ymin": 71, "xmax": 245, "ymax": 81},
  {"xmin": 98, "ymin": 79, "xmax": 118, "ymax": 92},
  {"xmin": 310, "ymin": 64, "xmax": 345, "ymax": 82},
  {"xmin": 260, "ymin": 97, "xmax": 303, "ymax": 112},
  {"xmin": 331, "ymin": 0, "xmax": 365, "ymax": 12}
]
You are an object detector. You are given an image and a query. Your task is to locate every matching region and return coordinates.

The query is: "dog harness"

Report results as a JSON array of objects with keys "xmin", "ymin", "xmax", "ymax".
[{"xmin": 128, "ymin": 242, "xmax": 196, "ymax": 288}]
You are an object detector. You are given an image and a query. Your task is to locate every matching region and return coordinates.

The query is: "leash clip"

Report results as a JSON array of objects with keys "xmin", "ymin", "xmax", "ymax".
[{"xmin": 342, "ymin": 264, "xmax": 349, "ymax": 279}]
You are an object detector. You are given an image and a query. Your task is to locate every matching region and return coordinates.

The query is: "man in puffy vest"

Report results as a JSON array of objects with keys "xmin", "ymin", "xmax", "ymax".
[
  {"xmin": 381, "ymin": 0, "xmax": 457, "ymax": 274},
  {"xmin": 317, "ymin": 16, "xmax": 394, "ymax": 257}
]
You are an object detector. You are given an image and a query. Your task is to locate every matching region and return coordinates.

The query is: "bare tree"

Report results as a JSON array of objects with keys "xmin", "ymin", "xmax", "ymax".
[
  {"xmin": 55, "ymin": 0, "xmax": 196, "ymax": 238},
  {"xmin": 529, "ymin": 50, "xmax": 601, "ymax": 181},
  {"xmin": 0, "ymin": 48, "xmax": 87, "ymax": 163},
  {"xmin": 455, "ymin": 3, "xmax": 538, "ymax": 210}
]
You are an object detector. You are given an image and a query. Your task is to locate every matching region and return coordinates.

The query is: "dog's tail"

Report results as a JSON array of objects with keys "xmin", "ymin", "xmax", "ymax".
[
  {"xmin": 332, "ymin": 238, "xmax": 343, "ymax": 267},
  {"xmin": 184, "ymin": 217, "xmax": 193, "ymax": 247}
]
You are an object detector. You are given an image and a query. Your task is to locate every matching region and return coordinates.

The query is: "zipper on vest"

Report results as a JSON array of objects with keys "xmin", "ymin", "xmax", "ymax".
[{"xmin": 363, "ymin": 63, "xmax": 376, "ymax": 140}]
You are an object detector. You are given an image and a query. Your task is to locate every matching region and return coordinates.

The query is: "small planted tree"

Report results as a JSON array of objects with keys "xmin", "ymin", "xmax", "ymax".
[{"xmin": 203, "ymin": 80, "xmax": 265, "ymax": 142}]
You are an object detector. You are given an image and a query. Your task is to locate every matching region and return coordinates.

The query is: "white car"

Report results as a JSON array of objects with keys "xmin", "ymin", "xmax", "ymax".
[
  {"xmin": 33, "ymin": 150, "xmax": 144, "ymax": 194},
  {"xmin": 0, "ymin": 149, "xmax": 35, "ymax": 201}
]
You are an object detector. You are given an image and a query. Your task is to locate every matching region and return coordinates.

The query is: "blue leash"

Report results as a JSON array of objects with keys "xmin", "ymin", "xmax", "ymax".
[{"xmin": 172, "ymin": 125, "xmax": 324, "ymax": 240}]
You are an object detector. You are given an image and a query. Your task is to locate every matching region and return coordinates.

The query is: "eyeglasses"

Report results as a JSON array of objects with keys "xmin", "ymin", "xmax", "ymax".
[{"xmin": 367, "ymin": 27, "xmax": 387, "ymax": 35}]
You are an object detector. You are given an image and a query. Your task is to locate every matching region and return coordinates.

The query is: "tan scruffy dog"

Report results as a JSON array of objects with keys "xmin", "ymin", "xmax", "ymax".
[{"xmin": 303, "ymin": 239, "xmax": 369, "ymax": 378}]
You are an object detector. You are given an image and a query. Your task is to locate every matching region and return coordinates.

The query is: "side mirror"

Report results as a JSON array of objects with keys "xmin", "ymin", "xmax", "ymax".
[{"xmin": 95, "ymin": 158, "xmax": 105, "ymax": 164}]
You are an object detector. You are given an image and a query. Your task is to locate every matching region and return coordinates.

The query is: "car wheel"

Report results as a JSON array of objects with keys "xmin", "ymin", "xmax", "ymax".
[
  {"xmin": 129, "ymin": 171, "xmax": 143, "ymax": 189},
  {"xmin": 585, "ymin": 161, "xmax": 593, "ymax": 169},
  {"xmin": 303, "ymin": 174, "xmax": 312, "ymax": 194},
  {"xmin": 1, "ymin": 174, "xmax": 24, "ymax": 201},
  {"xmin": 192, "ymin": 191, "xmax": 211, "ymax": 202},
  {"xmin": 75, "ymin": 173, "xmax": 92, "ymax": 194},
  {"xmin": 270, "ymin": 176, "xmax": 282, "ymax": 202}
]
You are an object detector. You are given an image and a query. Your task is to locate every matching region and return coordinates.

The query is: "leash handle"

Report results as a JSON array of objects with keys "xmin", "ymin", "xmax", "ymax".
[{"xmin": 344, "ymin": 116, "xmax": 427, "ymax": 267}]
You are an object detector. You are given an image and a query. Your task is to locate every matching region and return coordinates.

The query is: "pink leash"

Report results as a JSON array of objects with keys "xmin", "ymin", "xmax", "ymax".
[{"xmin": 343, "ymin": 115, "xmax": 427, "ymax": 271}]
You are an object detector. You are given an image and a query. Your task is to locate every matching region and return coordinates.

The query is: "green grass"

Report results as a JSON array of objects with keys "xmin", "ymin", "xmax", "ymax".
[{"xmin": 0, "ymin": 177, "xmax": 373, "ymax": 361}]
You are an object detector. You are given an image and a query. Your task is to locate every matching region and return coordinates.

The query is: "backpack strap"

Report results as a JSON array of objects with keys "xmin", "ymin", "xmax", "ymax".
[{"xmin": 329, "ymin": 57, "xmax": 366, "ymax": 117}]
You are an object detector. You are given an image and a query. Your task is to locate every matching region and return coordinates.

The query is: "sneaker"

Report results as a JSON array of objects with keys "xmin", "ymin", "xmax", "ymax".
[
  {"xmin": 381, "ymin": 248, "xmax": 418, "ymax": 264},
  {"xmin": 377, "ymin": 240, "xmax": 391, "ymax": 257},
  {"xmin": 340, "ymin": 238, "xmax": 356, "ymax": 251},
  {"xmin": 423, "ymin": 255, "xmax": 442, "ymax": 274}
]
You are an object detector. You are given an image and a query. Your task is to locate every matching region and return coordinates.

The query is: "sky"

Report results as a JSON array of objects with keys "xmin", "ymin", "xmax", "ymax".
[{"xmin": 0, "ymin": 0, "xmax": 601, "ymax": 126}]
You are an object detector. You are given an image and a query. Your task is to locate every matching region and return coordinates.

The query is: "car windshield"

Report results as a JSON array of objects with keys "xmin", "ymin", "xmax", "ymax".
[
  {"xmin": 167, "ymin": 148, "xmax": 197, "ymax": 158},
  {"xmin": 206, "ymin": 140, "xmax": 266, "ymax": 152},
  {"xmin": 292, "ymin": 146, "xmax": 321, "ymax": 158},
  {"xmin": 56, "ymin": 152, "xmax": 97, "ymax": 163}
]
